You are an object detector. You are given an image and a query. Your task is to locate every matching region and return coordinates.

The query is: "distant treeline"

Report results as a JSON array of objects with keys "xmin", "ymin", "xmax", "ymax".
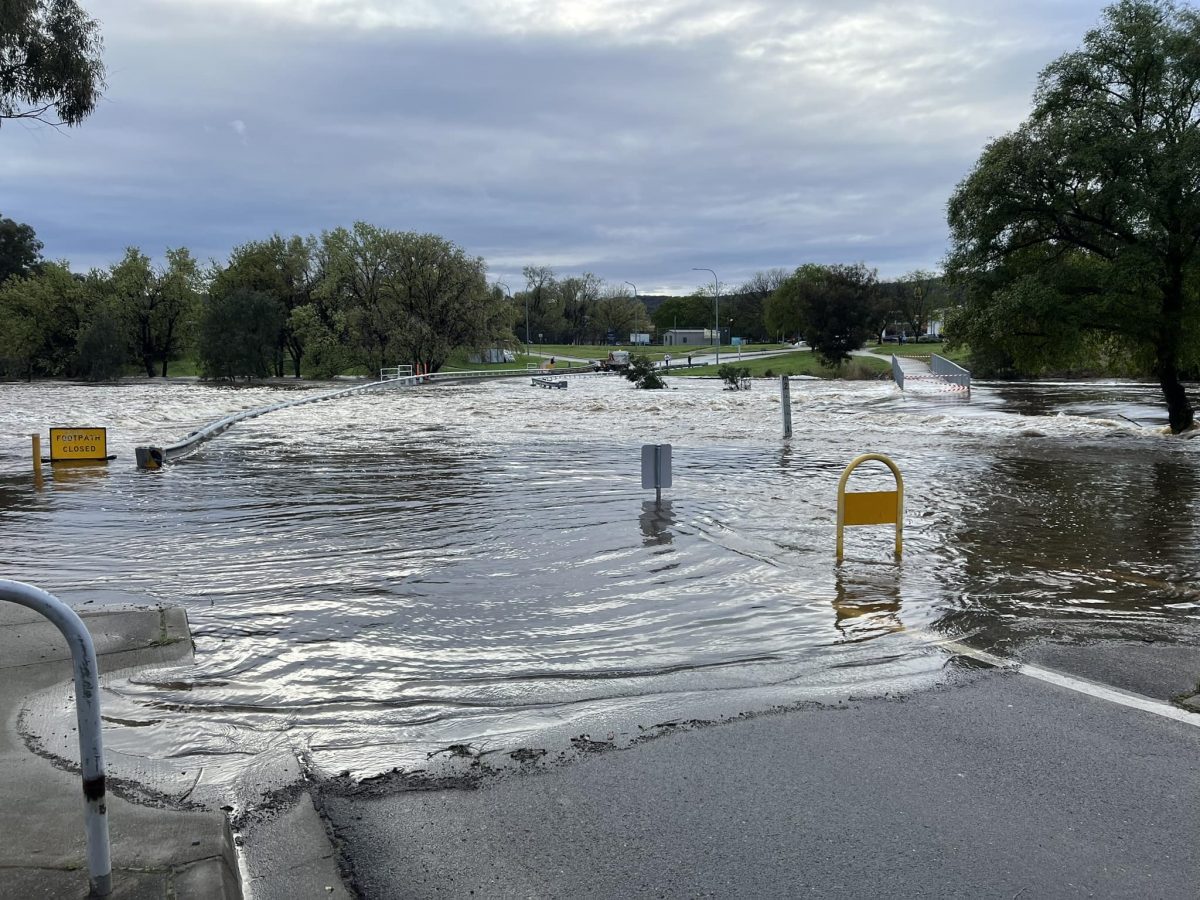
[{"xmin": 0, "ymin": 214, "xmax": 951, "ymax": 380}]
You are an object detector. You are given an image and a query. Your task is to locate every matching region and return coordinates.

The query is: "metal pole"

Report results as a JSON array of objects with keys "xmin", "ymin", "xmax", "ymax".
[
  {"xmin": 692, "ymin": 267, "xmax": 719, "ymax": 365},
  {"xmin": 0, "ymin": 580, "xmax": 111, "ymax": 895},
  {"xmin": 498, "ymin": 281, "xmax": 523, "ymax": 347},
  {"xmin": 31, "ymin": 433, "xmax": 43, "ymax": 487},
  {"xmin": 780, "ymin": 375, "xmax": 792, "ymax": 439}
]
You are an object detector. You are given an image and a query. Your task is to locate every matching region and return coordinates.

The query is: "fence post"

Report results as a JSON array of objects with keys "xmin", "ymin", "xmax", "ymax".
[{"xmin": 0, "ymin": 580, "xmax": 112, "ymax": 896}]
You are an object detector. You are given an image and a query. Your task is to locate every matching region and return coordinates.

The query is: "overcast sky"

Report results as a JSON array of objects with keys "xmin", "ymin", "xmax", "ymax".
[{"xmin": 3, "ymin": 0, "xmax": 1111, "ymax": 293}]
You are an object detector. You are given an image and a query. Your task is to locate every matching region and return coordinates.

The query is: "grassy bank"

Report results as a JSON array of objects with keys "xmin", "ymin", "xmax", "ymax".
[
  {"xmin": 524, "ymin": 343, "xmax": 789, "ymax": 362},
  {"xmin": 669, "ymin": 350, "xmax": 890, "ymax": 379},
  {"xmin": 865, "ymin": 342, "xmax": 971, "ymax": 366}
]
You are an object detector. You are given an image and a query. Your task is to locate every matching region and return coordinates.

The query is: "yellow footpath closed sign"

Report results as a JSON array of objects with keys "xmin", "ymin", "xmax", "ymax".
[{"xmin": 49, "ymin": 427, "xmax": 108, "ymax": 462}]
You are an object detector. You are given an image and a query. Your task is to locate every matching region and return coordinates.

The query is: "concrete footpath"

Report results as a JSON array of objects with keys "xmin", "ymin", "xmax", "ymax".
[
  {"xmin": 321, "ymin": 649, "xmax": 1200, "ymax": 899},
  {"xmin": 0, "ymin": 600, "xmax": 241, "ymax": 899}
]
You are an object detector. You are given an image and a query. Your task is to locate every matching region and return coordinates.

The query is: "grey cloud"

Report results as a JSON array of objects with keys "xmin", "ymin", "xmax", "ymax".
[{"xmin": 2, "ymin": 0, "xmax": 1111, "ymax": 288}]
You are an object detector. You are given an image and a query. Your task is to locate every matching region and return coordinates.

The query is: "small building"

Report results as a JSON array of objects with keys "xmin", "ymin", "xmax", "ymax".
[{"xmin": 662, "ymin": 328, "xmax": 725, "ymax": 346}]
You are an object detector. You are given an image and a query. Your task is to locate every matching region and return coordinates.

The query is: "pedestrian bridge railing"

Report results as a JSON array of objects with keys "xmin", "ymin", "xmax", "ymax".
[{"xmin": 931, "ymin": 354, "xmax": 971, "ymax": 393}]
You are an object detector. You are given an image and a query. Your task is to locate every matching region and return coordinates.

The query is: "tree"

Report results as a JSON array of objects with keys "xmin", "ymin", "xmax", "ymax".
[
  {"xmin": 1, "ymin": 0, "xmax": 105, "ymax": 127},
  {"xmin": 110, "ymin": 247, "xmax": 201, "ymax": 377},
  {"xmin": 556, "ymin": 273, "xmax": 601, "ymax": 343},
  {"xmin": 520, "ymin": 265, "xmax": 565, "ymax": 343},
  {"xmin": 198, "ymin": 287, "xmax": 285, "ymax": 379},
  {"xmin": 718, "ymin": 364, "xmax": 751, "ymax": 390},
  {"xmin": 212, "ymin": 235, "xmax": 316, "ymax": 376},
  {"xmin": 650, "ymin": 294, "xmax": 712, "ymax": 333},
  {"xmin": 591, "ymin": 290, "xmax": 650, "ymax": 343},
  {"xmin": 382, "ymin": 231, "xmax": 507, "ymax": 373},
  {"xmin": 731, "ymin": 268, "xmax": 788, "ymax": 341},
  {"xmin": 0, "ymin": 261, "xmax": 82, "ymax": 379},
  {"xmin": 625, "ymin": 354, "xmax": 665, "ymax": 389},
  {"xmin": 947, "ymin": 0, "xmax": 1200, "ymax": 432},
  {"xmin": 74, "ymin": 269, "xmax": 130, "ymax": 381},
  {"xmin": 768, "ymin": 263, "xmax": 881, "ymax": 367},
  {"xmin": 0, "ymin": 214, "xmax": 42, "ymax": 282},
  {"xmin": 894, "ymin": 270, "xmax": 941, "ymax": 338},
  {"xmin": 320, "ymin": 224, "xmax": 511, "ymax": 373}
]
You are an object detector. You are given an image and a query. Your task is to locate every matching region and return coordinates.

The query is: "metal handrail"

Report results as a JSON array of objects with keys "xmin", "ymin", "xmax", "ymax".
[
  {"xmin": 0, "ymin": 580, "xmax": 111, "ymax": 896},
  {"xmin": 380, "ymin": 365, "xmax": 413, "ymax": 381},
  {"xmin": 136, "ymin": 366, "xmax": 595, "ymax": 468},
  {"xmin": 137, "ymin": 375, "xmax": 423, "ymax": 468},
  {"xmin": 931, "ymin": 354, "xmax": 971, "ymax": 393}
]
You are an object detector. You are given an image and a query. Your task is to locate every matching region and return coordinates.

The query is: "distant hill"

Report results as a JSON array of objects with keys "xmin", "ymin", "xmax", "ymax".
[{"xmin": 637, "ymin": 294, "xmax": 681, "ymax": 315}]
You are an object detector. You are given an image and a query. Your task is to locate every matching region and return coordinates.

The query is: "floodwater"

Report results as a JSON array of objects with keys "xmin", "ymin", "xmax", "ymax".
[{"xmin": 1, "ymin": 374, "xmax": 1197, "ymax": 798}]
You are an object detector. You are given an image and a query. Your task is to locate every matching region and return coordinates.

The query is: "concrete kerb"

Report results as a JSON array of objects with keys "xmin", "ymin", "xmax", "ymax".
[{"xmin": 0, "ymin": 599, "xmax": 242, "ymax": 899}]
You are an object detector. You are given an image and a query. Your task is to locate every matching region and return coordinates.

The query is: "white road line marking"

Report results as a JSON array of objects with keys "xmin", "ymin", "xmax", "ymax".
[{"xmin": 935, "ymin": 639, "xmax": 1200, "ymax": 728}]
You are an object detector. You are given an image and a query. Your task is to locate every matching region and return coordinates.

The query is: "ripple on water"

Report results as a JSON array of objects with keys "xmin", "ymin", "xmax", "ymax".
[{"xmin": 1, "ymin": 375, "xmax": 1197, "ymax": 793}]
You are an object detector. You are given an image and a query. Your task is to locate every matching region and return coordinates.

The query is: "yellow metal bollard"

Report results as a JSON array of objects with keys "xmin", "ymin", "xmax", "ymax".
[
  {"xmin": 836, "ymin": 453, "xmax": 903, "ymax": 562},
  {"xmin": 31, "ymin": 433, "xmax": 43, "ymax": 487}
]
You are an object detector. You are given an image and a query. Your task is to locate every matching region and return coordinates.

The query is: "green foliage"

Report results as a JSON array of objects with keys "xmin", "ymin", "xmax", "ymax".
[
  {"xmin": 198, "ymin": 288, "xmax": 285, "ymax": 380},
  {"xmin": 289, "ymin": 304, "xmax": 347, "ymax": 379},
  {"xmin": 947, "ymin": 0, "xmax": 1200, "ymax": 431},
  {"xmin": 110, "ymin": 246, "xmax": 201, "ymax": 377},
  {"xmin": 767, "ymin": 263, "xmax": 882, "ymax": 367},
  {"xmin": 624, "ymin": 353, "xmax": 665, "ymax": 389},
  {"xmin": 0, "ymin": 262, "xmax": 81, "ymax": 379},
  {"xmin": 591, "ymin": 292, "xmax": 650, "ymax": 342},
  {"xmin": 717, "ymin": 364, "xmax": 751, "ymax": 390},
  {"xmin": 0, "ymin": 214, "xmax": 42, "ymax": 283},
  {"xmin": 212, "ymin": 234, "xmax": 318, "ymax": 376},
  {"xmin": 74, "ymin": 297, "xmax": 128, "ymax": 381},
  {"xmin": 676, "ymin": 350, "xmax": 891, "ymax": 380},
  {"xmin": 0, "ymin": 0, "xmax": 106, "ymax": 127},
  {"xmin": 650, "ymin": 295, "xmax": 712, "ymax": 333},
  {"xmin": 318, "ymin": 224, "xmax": 510, "ymax": 374}
]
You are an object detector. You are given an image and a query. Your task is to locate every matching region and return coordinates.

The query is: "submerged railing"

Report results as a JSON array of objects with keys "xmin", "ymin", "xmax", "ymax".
[
  {"xmin": 136, "ymin": 366, "xmax": 594, "ymax": 469},
  {"xmin": 136, "ymin": 376, "xmax": 422, "ymax": 468}
]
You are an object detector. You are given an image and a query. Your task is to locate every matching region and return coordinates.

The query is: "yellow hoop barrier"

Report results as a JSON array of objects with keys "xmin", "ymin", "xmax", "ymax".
[{"xmin": 836, "ymin": 453, "xmax": 903, "ymax": 562}]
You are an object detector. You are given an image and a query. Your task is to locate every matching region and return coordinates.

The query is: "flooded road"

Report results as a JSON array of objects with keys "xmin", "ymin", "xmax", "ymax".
[{"xmin": 1, "ymin": 375, "xmax": 1197, "ymax": 795}]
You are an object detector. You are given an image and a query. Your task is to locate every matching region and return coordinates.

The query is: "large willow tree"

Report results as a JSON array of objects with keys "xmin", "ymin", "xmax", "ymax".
[{"xmin": 947, "ymin": 0, "xmax": 1200, "ymax": 432}]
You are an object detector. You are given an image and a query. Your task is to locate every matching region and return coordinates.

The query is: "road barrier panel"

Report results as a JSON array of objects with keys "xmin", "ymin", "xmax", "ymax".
[{"xmin": 836, "ymin": 453, "xmax": 904, "ymax": 562}]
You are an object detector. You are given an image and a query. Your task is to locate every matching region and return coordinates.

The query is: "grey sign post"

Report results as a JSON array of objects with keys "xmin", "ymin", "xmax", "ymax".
[
  {"xmin": 781, "ymin": 375, "xmax": 793, "ymax": 439},
  {"xmin": 641, "ymin": 443, "xmax": 672, "ymax": 502}
]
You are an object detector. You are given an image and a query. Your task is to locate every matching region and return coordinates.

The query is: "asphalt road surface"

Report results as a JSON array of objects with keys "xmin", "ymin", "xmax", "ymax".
[{"xmin": 320, "ymin": 662, "xmax": 1200, "ymax": 899}]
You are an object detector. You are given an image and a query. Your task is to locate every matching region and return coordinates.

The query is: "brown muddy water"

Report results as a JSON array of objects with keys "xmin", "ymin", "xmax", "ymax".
[{"xmin": 1, "ymin": 375, "xmax": 1197, "ymax": 796}]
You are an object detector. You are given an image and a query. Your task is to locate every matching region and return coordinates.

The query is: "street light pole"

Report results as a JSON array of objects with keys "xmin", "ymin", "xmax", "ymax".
[
  {"xmin": 496, "ymin": 281, "xmax": 524, "ymax": 357},
  {"xmin": 692, "ymin": 267, "xmax": 719, "ymax": 365},
  {"xmin": 624, "ymin": 281, "xmax": 638, "ymax": 296},
  {"xmin": 497, "ymin": 280, "xmax": 524, "ymax": 340}
]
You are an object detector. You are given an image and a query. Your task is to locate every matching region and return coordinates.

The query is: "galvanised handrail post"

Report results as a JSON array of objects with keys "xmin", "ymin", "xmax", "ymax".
[{"xmin": 0, "ymin": 580, "xmax": 112, "ymax": 896}]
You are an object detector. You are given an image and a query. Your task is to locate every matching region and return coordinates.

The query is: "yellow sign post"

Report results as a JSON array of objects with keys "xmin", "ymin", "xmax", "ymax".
[
  {"xmin": 49, "ymin": 428, "xmax": 108, "ymax": 463},
  {"xmin": 836, "ymin": 453, "xmax": 903, "ymax": 562}
]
